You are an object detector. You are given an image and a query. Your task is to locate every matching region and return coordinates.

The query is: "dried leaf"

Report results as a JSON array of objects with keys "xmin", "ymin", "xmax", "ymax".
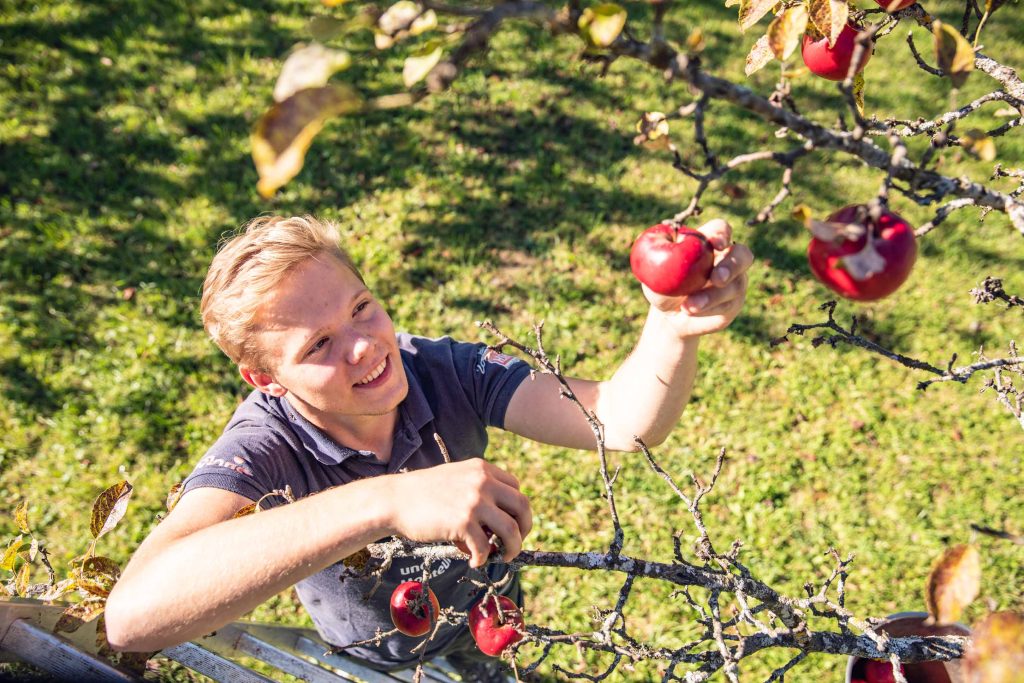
[
  {"xmin": 29, "ymin": 538, "xmax": 38, "ymax": 562},
  {"xmin": 39, "ymin": 577, "xmax": 78, "ymax": 602},
  {"xmin": 852, "ymin": 71, "xmax": 866, "ymax": 118},
  {"xmin": 90, "ymin": 481, "xmax": 133, "ymax": 540},
  {"xmin": 166, "ymin": 482, "xmax": 184, "ymax": 513},
  {"xmin": 768, "ymin": 5, "xmax": 809, "ymax": 60},
  {"xmin": 933, "ymin": 20, "xmax": 974, "ymax": 88},
  {"xmin": 14, "ymin": 501, "xmax": 29, "ymax": 534},
  {"xmin": 342, "ymin": 547, "xmax": 371, "ymax": 571},
  {"xmin": 745, "ymin": 34, "xmax": 775, "ymax": 76},
  {"xmin": 808, "ymin": 0, "xmax": 849, "ymax": 47},
  {"xmin": 636, "ymin": 112, "xmax": 670, "ymax": 140},
  {"xmin": 274, "ymin": 44, "xmax": 352, "ymax": 103},
  {"xmin": 738, "ymin": 0, "xmax": 777, "ymax": 32},
  {"xmin": 578, "ymin": 3, "xmax": 628, "ymax": 48},
  {"xmin": 686, "ymin": 28, "xmax": 706, "ymax": 53},
  {"xmin": 378, "ymin": 2, "xmax": 436, "ymax": 41},
  {"xmin": 82, "ymin": 556, "xmax": 122, "ymax": 579},
  {"xmin": 252, "ymin": 84, "xmax": 363, "ymax": 198},
  {"xmin": 1, "ymin": 535, "xmax": 24, "ymax": 572},
  {"xmin": 960, "ymin": 129, "xmax": 997, "ymax": 161},
  {"xmin": 15, "ymin": 562, "xmax": 30, "ymax": 595},
  {"xmin": 95, "ymin": 614, "xmax": 115, "ymax": 659},
  {"xmin": 232, "ymin": 502, "xmax": 258, "ymax": 519},
  {"xmin": 838, "ymin": 239, "xmax": 887, "ymax": 281},
  {"xmin": 806, "ymin": 215, "xmax": 867, "ymax": 243},
  {"xmin": 984, "ymin": 0, "xmax": 1012, "ymax": 14},
  {"xmin": 792, "ymin": 204, "xmax": 814, "ymax": 225},
  {"xmin": 925, "ymin": 544, "xmax": 981, "ymax": 625},
  {"xmin": 964, "ymin": 611, "xmax": 1024, "ymax": 683},
  {"xmin": 403, "ymin": 42, "xmax": 443, "ymax": 88},
  {"xmin": 54, "ymin": 600, "xmax": 105, "ymax": 634}
]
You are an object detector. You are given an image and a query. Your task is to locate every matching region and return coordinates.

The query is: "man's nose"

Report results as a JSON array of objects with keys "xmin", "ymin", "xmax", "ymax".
[{"xmin": 348, "ymin": 335, "xmax": 372, "ymax": 365}]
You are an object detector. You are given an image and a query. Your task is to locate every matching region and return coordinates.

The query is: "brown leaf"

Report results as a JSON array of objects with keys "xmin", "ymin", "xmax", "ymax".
[
  {"xmin": 926, "ymin": 544, "xmax": 981, "ymax": 625},
  {"xmin": 745, "ymin": 34, "xmax": 775, "ymax": 76},
  {"xmin": 933, "ymin": 21, "xmax": 974, "ymax": 88},
  {"xmin": 14, "ymin": 501, "xmax": 30, "ymax": 534},
  {"xmin": 54, "ymin": 600, "xmax": 105, "ymax": 634},
  {"xmin": 232, "ymin": 502, "xmax": 258, "ymax": 519},
  {"xmin": 768, "ymin": 5, "xmax": 809, "ymax": 60},
  {"xmin": 90, "ymin": 481, "xmax": 134, "ymax": 540},
  {"xmin": 738, "ymin": 0, "xmax": 778, "ymax": 32},
  {"xmin": 15, "ymin": 562, "xmax": 30, "ymax": 596},
  {"xmin": 808, "ymin": 0, "xmax": 848, "ymax": 47},
  {"xmin": 342, "ymin": 547, "xmax": 371, "ymax": 571},
  {"xmin": 166, "ymin": 482, "xmax": 184, "ymax": 513},
  {"xmin": 964, "ymin": 611, "xmax": 1024, "ymax": 683},
  {"xmin": 252, "ymin": 85, "xmax": 363, "ymax": 198},
  {"xmin": 39, "ymin": 577, "xmax": 78, "ymax": 602},
  {"xmin": 838, "ymin": 238, "xmax": 887, "ymax": 281}
]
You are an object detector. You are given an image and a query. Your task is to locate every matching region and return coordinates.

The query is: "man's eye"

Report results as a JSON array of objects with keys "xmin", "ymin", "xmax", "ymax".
[
  {"xmin": 355, "ymin": 300, "xmax": 371, "ymax": 315},
  {"xmin": 307, "ymin": 337, "xmax": 329, "ymax": 357}
]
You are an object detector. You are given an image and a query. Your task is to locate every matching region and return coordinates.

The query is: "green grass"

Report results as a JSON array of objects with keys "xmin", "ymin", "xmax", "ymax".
[{"xmin": 2, "ymin": 0, "xmax": 1023, "ymax": 680}]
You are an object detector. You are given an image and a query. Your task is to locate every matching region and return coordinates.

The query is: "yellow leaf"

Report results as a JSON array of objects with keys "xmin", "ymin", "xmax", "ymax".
[
  {"xmin": 636, "ymin": 111, "xmax": 669, "ymax": 139},
  {"xmin": 90, "ymin": 481, "xmax": 133, "ymax": 540},
  {"xmin": 852, "ymin": 71, "xmax": 866, "ymax": 118},
  {"xmin": 925, "ymin": 544, "xmax": 981, "ymax": 625},
  {"xmin": 768, "ymin": 5, "xmax": 809, "ymax": 60},
  {"xmin": 274, "ymin": 44, "xmax": 352, "ymax": 103},
  {"xmin": 792, "ymin": 204, "xmax": 814, "ymax": 226},
  {"xmin": 806, "ymin": 0, "xmax": 848, "ymax": 47},
  {"xmin": 933, "ymin": 20, "xmax": 974, "ymax": 88},
  {"xmin": 964, "ymin": 611, "xmax": 1024, "ymax": 683},
  {"xmin": 403, "ymin": 43, "xmax": 443, "ymax": 88},
  {"xmin": 15, "ymin": 563, "xmax": 30, "ymax": 596},
  {"xmin": 578, "ymin": 3, "xmax": 628, "ymax": 48},
  {"xmin": 745, "ymin": 34, "xmax": 775, "ymax": 76},
  {"xmin": 686, "ymin": 28, "xmax": 706, "ymax": 53},
  {"xmin": 14, "ymin": 501, "xmax": 29, "ymax": 534},
  {"xmin": 232, "ymin": 502, "xmax": 258, "ymax": 518},
  {"xmin": 738, "ymin": 0, "xmax": 778, "ymax": 32},
  {"xmin": 165, "ymin": 482, "xmax": 184, "ymax": 513},
  {"xmin": 2, "ymin": 535, "xmax": 24, "ymax": 572},
  {"xmin": 321, "ymin": 0, "xmax": 350, "ymax": 6},
  {"xmin": 252, "ymin": 85, "xmax": 363, "ymax": 198},
  {"xmin": 960, "ymin": 129, "xmax": 997, "ymax": 161}
]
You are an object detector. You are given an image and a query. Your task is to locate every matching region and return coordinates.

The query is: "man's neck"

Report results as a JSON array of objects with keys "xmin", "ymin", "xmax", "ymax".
[{"xmin": 286, "ymin": 398, "xmax": 400, "ymax": 464}]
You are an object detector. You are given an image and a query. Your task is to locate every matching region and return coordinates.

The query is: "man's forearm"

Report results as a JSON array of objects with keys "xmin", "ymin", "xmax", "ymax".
[
  {"xmin": 594, "ymin": 307, "xmax": 700, "ymax": 450},
  {"xmin": 105, "ymin": 477, "xmax": 396, "ymax": 652}
]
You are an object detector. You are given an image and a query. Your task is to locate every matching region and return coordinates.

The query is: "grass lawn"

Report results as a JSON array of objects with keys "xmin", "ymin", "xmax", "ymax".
[{"xmin": 1, "ymin": 0, "xmax": 1022, "ymax": 679}]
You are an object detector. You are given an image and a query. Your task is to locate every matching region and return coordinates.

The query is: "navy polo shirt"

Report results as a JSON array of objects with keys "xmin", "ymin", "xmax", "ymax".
[{"xmin": 181, "ymin": 333, "xmax": 531, "ymax": 667}]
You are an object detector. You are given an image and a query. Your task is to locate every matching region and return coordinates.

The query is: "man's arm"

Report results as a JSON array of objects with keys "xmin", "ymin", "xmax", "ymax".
[
  {"xmin": 105, "ymin": 459, "xmax": 531, "ymax": 652},
  {"xmin": 503, "ymin": 219, "xmax": 753, "ymax": 451}
]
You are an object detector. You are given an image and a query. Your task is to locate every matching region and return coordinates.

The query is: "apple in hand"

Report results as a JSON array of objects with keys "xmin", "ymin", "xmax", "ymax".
[
  {"xmin": 863, "ymin": 659, "xmax": 906, "ymax": 683},
  {"xmin": 807, "ymin": 204, "xmax": 917, "ymax": 301},
  {"xmin": 468, "ymin": 595, "xmax": 524, "ymax": 656},
  {"xmin": 390, "ymin": 581, "xmax": 440, "ymax": 637},
  {"xmin": 629, "ymin": 223, "xmax": 715, "ymax": 297},
  {"xmin": 875, "ymin": 0, "xmax": 915, "ymax": 11},
  {"xmin": 802, "ymin": 23, "xmax": 872, "ymax": 81}
]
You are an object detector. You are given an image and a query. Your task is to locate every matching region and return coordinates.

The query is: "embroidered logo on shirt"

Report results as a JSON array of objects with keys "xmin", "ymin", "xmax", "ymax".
[
  {"xmin": 476, "ymin": 347, "xmax": 519, "ymax": 374},
  {"xmin": 196, "ymin": 454, "xmax": 254, "ymax": 477}
]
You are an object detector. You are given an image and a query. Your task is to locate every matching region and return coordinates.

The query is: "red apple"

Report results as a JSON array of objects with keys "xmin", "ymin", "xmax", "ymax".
[
  {"xmin": 863, "ymin": 659, "xmax": 906, "ymax": 683},
  {"xmin": 874, "ymin": 0, "xmax": 915, "ymax": 11},
  {"xmin": 390, "ymin": 581, "xmax": 440, "ymax": 637},
  {"xmin": 468, "ymin": 595, "xmax": 524, "ymax": 656},
  {"xmin": 801, "ymin": 23, "xmax": 872, "ymax": 81},
  {"xmin": 807, "ymin": 204, "xmax": 917, "ymax": 301},
  {"xmin": 629, "ymin": 224, "xmax": 715, "ymax": 297}
]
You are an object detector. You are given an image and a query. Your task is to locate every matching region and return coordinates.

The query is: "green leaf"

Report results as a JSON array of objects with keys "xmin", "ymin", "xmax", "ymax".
[
  {"xmin": 1, "ymin": 535, "xmax": 24, "ymax": 572},
  {"xmin": 578, "ymin": 3, "xmax": 628, "ymax": 48},
  {"xmin": 90, "ymin": 481, "xmax": 133, "ymax": 540},
  {"xmin": 403, "ymin": 42, "xmax": 443, "ymax": 88},
  {"xmin": 14, "ymin": 501, "xmax": 29, "ymax": 534},
  {"xmin": 933, "ymin": 20, "xmax": 974, "ymax": 88},
  {"xmin": 252, "ymin": 85, "xmax": 364, "ymax": 198},
  {"xmin": 273, "ymin": 43, "xmax": 352, "ymax": 103},
  {"xmin": 738, "ymin": 0, "xmax": 778, "ymax": 32},
  {"xmin": 852, "ymin": 71, "xmax": 866, "ymax": 117},
  {"xmin": 768, "ymin": 5, "xmax": 808, "ymax": 60},
  {"xmin": 745, "ymin": 34, "xmax": 775, "ymax": 76}
]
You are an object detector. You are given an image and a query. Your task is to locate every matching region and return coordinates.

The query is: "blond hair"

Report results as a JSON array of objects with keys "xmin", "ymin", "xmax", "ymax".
[{"xmin": 201, "ymin": 215, "xmax": 363, "ymax": 371}]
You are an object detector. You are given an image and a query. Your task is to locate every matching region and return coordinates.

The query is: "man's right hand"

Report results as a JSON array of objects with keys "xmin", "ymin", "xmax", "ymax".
[{"xmin": 387, "ymin": 460, "xmax": 532, "ymax": 567}]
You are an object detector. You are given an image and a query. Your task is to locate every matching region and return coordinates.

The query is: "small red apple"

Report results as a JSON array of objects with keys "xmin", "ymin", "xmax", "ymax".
[
  {"xmin": 468, "ymin": 595, "xmax": 524, "ymax": 656},
  {"xmin": 629, "ymin": 224, "xmax": 715, "ymax": 297},
  {"xmin": 863, "ymin": 659, "xmax": 906, "ymax": 683},
  {"xmin": 807, "ymin": 204, "xmax": 917, "ymax": 301},
  {"xmin": 874, "ymin": 0, "xmax": 915, "ymax": 11},
  {"xmin": 801, "ymin": 23, "xmax": 872, "ymax": 81},
  {"xmin": 390, "ymin": 581, "xmax": 440, "ymax": 637}
]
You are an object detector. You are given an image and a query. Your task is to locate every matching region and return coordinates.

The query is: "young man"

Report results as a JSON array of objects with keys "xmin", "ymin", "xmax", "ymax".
[{"xmin": 105, "ymin": 215, "xmax": 753, "ymax": 678}]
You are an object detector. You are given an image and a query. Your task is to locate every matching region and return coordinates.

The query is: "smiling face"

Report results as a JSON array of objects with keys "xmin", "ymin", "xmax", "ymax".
[{"xmin": 243, "ymin": 254, "xmax": 409, "ymax": 432}]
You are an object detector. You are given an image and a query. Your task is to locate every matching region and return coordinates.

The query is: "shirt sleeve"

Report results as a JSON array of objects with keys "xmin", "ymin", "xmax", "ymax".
[
  {"xmin": 450, "ymin": 339, "xmax": 532, "ymax": 429},
  {"xmin": 181, "ymin": 427, "xmax": 290, "ymax": 502}
]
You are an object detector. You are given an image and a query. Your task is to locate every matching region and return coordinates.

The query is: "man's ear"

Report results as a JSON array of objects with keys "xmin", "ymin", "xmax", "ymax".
[{"xmin": 239, "ymin": 366, "xmax": 287, "ymax": 397}]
